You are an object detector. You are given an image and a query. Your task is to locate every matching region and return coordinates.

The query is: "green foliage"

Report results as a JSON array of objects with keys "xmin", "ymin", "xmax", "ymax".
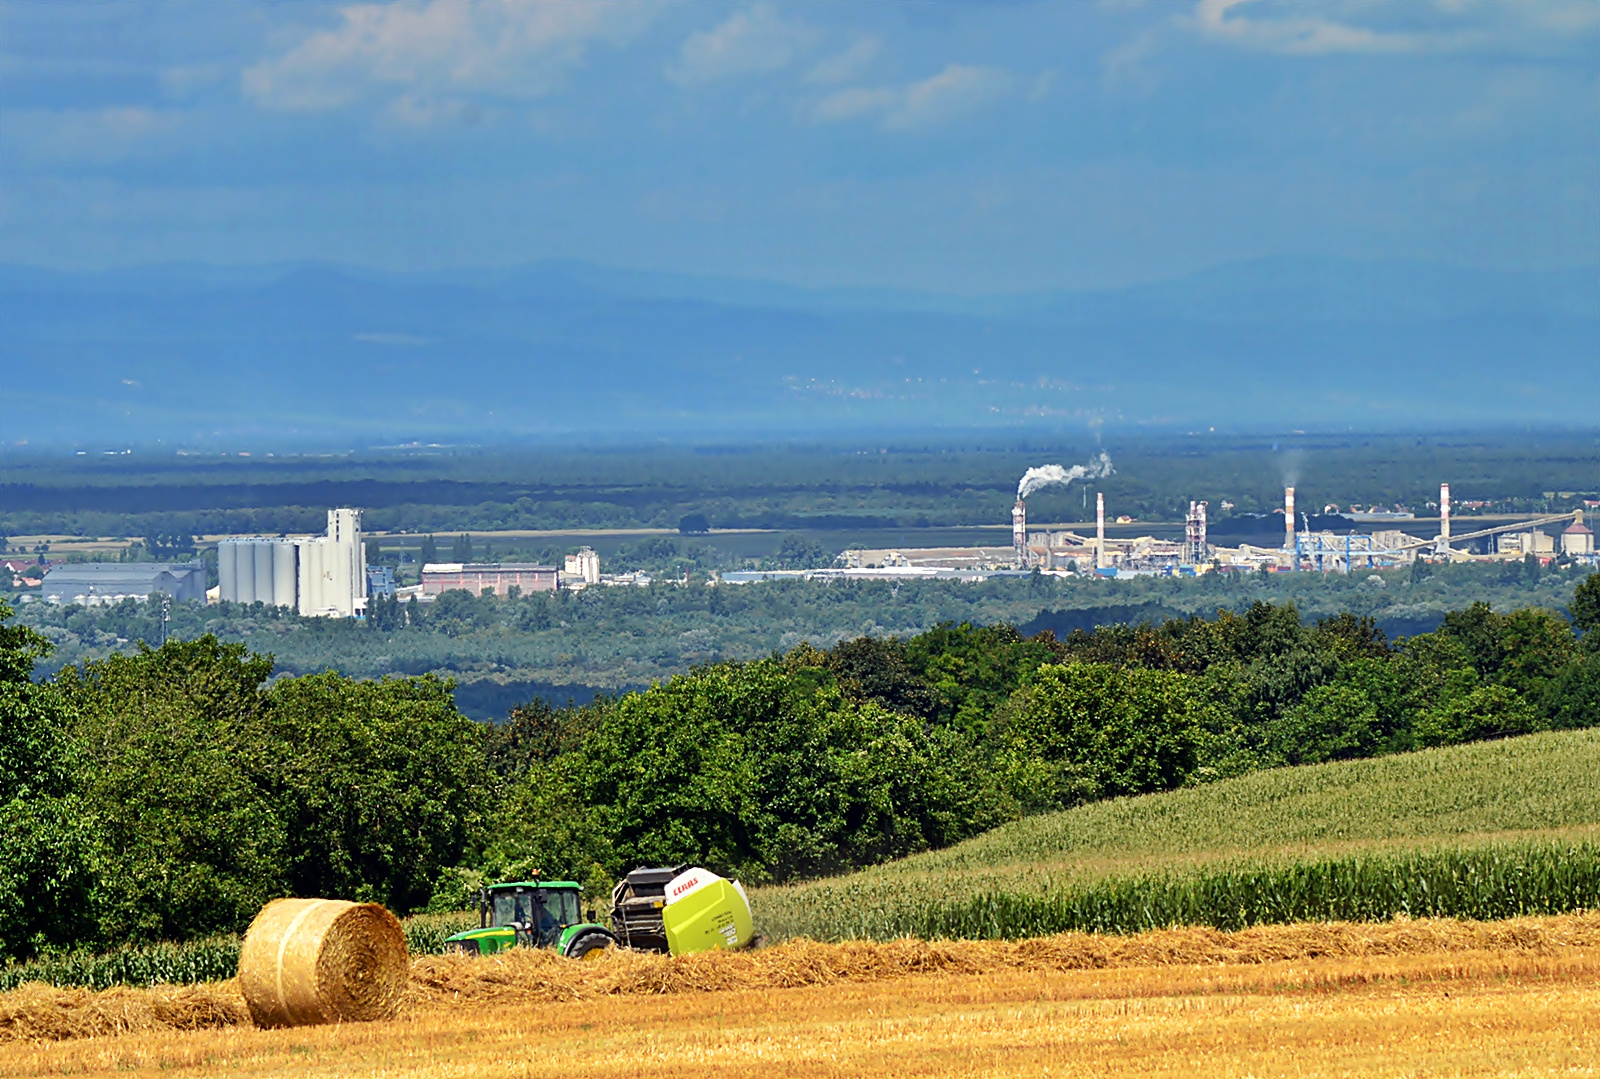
[
  {"xmin": 5, "ymin": 572, "xmax": 1600, "ymax": 968},
  {"xmin": 1542, "ymin": 652, "xmax": 1600, "ymax": 730},
  {"xmin": 1572, "ymin": 571, "xmax": 1600, "ymax": 637},
  {"xmin": 995, "ymin": 663, "xmax": 1212, "ymax": 811},
  {"xmin": 1415, "ymin": 680, "xmax": 1540, "ymax": 747},
  {"xmin": 55, "ymin": 639, "xmax": 285, "ymax": 945},
  {"xmin": 0, "ymin": 599, "xmax": 96, "ymax": 963},
  {"xmin": 1265, "ymin": 683, "xmax": 1387, "ymax": 765},
  {"xmin": 493, "ymin": 657, "xmax": 1000, "ymax": 887},
  {"xmin": 262, "ymin": 673, "xmax": 489, "ymax": 914},
  {"xmin": 15, "ymin": 564, "xmax": 1599, "ymax": 701},
  {"xmin": 902, "ymin": 623, "xmax": 1060, "ymax": 736},
  {"xmin": 0, "ymin": 600, "xmax": 490, "ymax": 963}
]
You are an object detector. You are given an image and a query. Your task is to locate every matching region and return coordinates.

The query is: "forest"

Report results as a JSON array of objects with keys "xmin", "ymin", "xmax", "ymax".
[
  {"xmin": 2, "ymin": 432, "xmax": 1596, "ymax": 541},
  {"xmin": 8, "ymin": 559, "xmax": 1594, "ymax": 715},
  {"xmin": 3, "ymin": 574, "xmax": 1597, "ymax": 966}
]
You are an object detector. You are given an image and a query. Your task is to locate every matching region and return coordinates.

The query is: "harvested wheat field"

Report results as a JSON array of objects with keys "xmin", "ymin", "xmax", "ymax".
[{"xmin": 4, "ymin": 914, "xmax": 1599, "ymax": 1077}]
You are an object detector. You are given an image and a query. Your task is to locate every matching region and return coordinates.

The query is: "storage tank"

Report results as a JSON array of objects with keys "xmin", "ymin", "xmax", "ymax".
[
  {"xmin": 235, "ymin": 539, "xmax": 256, "ymax": 603},
  {"xmin": 297, "ymin": 539, "xmax": 321, "ymax": 616},
  {"xmin": 253, "ymin": 540, "xmax": 275, "ymax": 605},
  {"xmin": 218, "ymin": 540, "xmax": 239, "ymax": 603},
  {"xmin": 273, "ymin": 541, "xmax": 297, "ymax": 609}
]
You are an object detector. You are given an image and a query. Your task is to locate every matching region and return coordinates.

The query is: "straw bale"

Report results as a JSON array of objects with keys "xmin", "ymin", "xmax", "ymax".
[
  {"xmin": 237, "ymin": 898, "xmax": 408, "ymax": 1029},
  {"xmin": 0, "ymin": 980, "xmax": 246, "ymax": 1043}
]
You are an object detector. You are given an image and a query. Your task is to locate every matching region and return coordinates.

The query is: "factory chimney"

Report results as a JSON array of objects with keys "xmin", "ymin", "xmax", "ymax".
[
  {"xmin": 1095, "ymin": 491, "xmax": 1106, "ymax": 570},
  {"xmin": 1284, "ymin": 486, "xmax": 1297, "ymax": 569},
  {"xmin": 1012, "ymin": 498, "xmax": 1028, "ymax": 567},
  {"xmin": 1437, "ymin": 483, "xmax": 1451, "ymax": 557}
]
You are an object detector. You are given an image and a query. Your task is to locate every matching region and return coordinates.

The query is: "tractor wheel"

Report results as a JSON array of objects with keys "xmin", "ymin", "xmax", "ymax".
[{"xmin": 566, "ymin": 932, "xmax": 614, "ymax": 962}]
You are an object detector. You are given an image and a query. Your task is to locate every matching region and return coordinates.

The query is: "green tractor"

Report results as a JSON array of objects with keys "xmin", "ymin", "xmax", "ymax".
[
  {"xmin": 444, "ymin": 865, "xmax": 756, "ymax": 962},
  {"xmin": 443, "ymin": 878, "xmax": 617, "ymax": 961}
]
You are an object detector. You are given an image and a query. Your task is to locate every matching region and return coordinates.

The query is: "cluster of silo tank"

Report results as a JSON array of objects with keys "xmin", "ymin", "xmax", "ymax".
[{"xmin": 218, "ymin": 537, "xmax": 298, "ymax": 608}]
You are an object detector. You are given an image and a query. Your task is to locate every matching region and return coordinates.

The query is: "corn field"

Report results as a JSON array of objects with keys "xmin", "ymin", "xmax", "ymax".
[
  {"xmin": 760, "ymin": 841, "xmax": 1600, "ymax": 942},
  {"xmin": 753, "ymin": 729, "xmax": 1600, "ymax": 921},
  {"xmin": 0, "ymin": 914, "xmax": 479, "ymax": 993}
]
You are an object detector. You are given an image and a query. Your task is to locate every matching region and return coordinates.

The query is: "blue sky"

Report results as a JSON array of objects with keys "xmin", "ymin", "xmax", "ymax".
[{"xmin": 1, "ymin": 0, "xmax": 1595, "ymax": 293}]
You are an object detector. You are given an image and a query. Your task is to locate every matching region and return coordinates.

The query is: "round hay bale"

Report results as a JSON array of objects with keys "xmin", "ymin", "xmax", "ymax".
[{"xmin": 237, "ymin": 898, "xmax": 408, "ymax": 1028}]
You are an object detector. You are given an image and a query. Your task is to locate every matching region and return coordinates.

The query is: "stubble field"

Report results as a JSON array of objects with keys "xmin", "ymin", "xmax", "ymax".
[{"xmin": 4, "ymin": 914, "xmax": 1598, "ymax": 1078}]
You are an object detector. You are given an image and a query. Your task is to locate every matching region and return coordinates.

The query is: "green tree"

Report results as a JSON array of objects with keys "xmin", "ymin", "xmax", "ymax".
[
  {"xmin": 902, "ymin": 622, "xmax": 1060, "ymax": 736},
  {"xmin": 495, "ymin": 658, "xmax": 995, "ymax": 886},
  {"xmin": 1265, "ymin": 683, "xmax": 1384, "ymax": 765},
  {"xmin": 1414, "ymin": 678, "xmax": 1541, "ymax": 747},
  {"xmin": 54, "ymin": 638, "xmax": 286, "ymax": 943},
  {"xmin": 1540, "ymin": 652, "xmax": 1600, "ymax": 731},
  {"xmin": 995, "ymin": 662, "xmax": 1214, "ymax": 812},
  {"xmin": 263, "ymin": 672, "xmax": 489, "ymax": 913},
  {"xmin": 1571, "ymin": 572, "xmax": 1600, "ymax": 640},
  {"xmin": 0, "ymin": 599, "xmax": 95, "ymax": 961}
]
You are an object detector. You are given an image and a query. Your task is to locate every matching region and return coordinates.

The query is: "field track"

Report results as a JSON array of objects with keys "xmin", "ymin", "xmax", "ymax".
[{"xmin": 3, "ymin": 914, "xmax": 1599, "ymax": 1077}]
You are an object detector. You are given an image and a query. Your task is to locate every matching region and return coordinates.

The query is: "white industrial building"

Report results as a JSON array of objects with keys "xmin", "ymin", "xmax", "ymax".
[
  {"xmin": 218, "ymin": 508, "xmax": 367, "ymax": 618},
  {"xmin": 563, "ymin": 547, "xmax": 601, "ymax": 586},
  {"xmin": 1562, "ymin": 514, "xmax": 1594, "ymax": 557}
]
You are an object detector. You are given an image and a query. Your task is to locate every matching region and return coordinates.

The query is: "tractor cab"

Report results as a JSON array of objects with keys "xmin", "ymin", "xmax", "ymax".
[{"xmin": 444, "ymin": 879, "xmax": 617, "ymax": 961}]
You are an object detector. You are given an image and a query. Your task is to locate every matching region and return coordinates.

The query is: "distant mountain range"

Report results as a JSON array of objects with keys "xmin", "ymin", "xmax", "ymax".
[{"xmin": 2, "ymin": 257, "xmax": 1594, "ymax": 445}]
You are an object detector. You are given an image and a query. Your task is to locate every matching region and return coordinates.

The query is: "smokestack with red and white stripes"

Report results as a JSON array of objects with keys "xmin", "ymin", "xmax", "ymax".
[
  {"xmin": 1285, "ymin": 486, "xmax": 1296, "ymax": 568},
  {"xmin": 1095, "ymin": 491, "xmax": 1106, "ymax": 569},
  {"xmin": 1438, "ymin": 483, "xmax": 1451, "ymax": 556},
  {"xmin": 1012, "ymin": 498, "xmax": 1028, "ymax": 566}
]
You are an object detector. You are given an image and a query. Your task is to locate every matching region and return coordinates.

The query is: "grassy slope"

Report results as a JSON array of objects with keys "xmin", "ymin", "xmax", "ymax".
[{"xmin": 752, "ymin": 729, "xmax": 1600, "ymax": 935}]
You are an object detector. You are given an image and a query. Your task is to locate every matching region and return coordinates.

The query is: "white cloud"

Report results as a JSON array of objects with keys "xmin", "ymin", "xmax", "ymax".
[
  {"xmin": 811, "ymin": 64, "xmax": 1015, "ymax": 131},
  {"xmin": 1191, "ymin": 0, "xmax": 1434, "ymax": 55},
  {"xmin": 242, "ymin": 0, "xmax": 653, "ymax": 114},
  {"xmin": 668, "ymin": 3, "xmax": 819, "ymax": 85},
  {"xmin": 0, "ymin": 106, "xmax": 179, "ymax": 165},
  {"xmin": 804, "ymin": 36, "xmax": 880, "ymax": 85}
]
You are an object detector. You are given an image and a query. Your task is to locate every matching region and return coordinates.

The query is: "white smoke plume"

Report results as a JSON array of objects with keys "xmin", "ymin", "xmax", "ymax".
[{"xmin": 1016, "ymin": 451, "xmax": 1114, "ymax": 500}]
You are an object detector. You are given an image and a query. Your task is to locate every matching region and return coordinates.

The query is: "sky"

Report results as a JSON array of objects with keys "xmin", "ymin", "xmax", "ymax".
[{"xmin": 1, "ymin": 0, "xmax": 1596, "ymax": 293}]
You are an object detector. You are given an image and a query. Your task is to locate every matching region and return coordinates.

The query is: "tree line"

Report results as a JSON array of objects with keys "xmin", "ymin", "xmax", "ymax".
[{"xmin": 2, "ymin": 575, "xmax": 1598, "ymax": 964}]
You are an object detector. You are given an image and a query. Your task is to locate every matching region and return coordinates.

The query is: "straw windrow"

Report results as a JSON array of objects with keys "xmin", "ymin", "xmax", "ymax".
[{"xmin": 6, "ymin": 912, "xmax": 1600, "ymax": 1044}]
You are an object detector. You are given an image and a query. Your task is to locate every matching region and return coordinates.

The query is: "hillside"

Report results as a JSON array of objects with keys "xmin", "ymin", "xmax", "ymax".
[{"xmin": 752, "ymin": 729, "xmax": 1600, "ymax": 939}]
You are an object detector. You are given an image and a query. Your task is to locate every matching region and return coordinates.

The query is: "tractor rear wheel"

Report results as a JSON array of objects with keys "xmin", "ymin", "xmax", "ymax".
[{"xmin": 566, "ymin": 931, "xmax": 613, "ymax": 961}]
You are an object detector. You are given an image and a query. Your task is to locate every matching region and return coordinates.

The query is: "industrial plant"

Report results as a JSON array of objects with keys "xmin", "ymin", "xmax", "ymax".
[
  {"xmin": 218, "ymin": 508, "xmax": 368, "ymax": 618},
  {"xmin": 812, "ymin": 470, "xmax": 1596, "ymax": 583}
]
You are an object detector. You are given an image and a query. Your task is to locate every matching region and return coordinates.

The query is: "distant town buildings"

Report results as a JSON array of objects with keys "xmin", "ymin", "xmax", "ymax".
[{"xmin": 421, "ymin": 563, "xmax": 558, "ymax": 597}]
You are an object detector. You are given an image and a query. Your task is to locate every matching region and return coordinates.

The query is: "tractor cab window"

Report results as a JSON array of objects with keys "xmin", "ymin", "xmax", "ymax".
[
  {"xmin": 491, "ymin": 891, "xmax": 531, "ymax": 928},
  {"xmin": 544, "ymin": 889, "xmax": 580, "ymax": 927},
  {"xmin": 491, "ymin": 889, "xmax": 580, "ymax": 937}
]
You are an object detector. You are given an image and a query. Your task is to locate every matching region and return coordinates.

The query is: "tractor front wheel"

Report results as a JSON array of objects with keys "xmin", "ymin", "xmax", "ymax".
[{"xmin": 566, "ymin": 931, "xmax": 614, "ymax": 961}]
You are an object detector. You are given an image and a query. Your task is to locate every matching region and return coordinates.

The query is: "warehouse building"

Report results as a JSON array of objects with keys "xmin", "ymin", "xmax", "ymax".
[
  {"xmin": 41, "ymin": 562, "xmax": 207, "ymax": 605},
  {"xmin": 421, "ymin": 563, "xmax": 558, "ymax": 597}
]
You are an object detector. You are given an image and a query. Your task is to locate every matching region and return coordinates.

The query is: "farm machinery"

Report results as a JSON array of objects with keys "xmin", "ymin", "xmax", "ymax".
[{"xmin": 443, "ymin": 865, "xmax": 754, "ymax": 961}]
